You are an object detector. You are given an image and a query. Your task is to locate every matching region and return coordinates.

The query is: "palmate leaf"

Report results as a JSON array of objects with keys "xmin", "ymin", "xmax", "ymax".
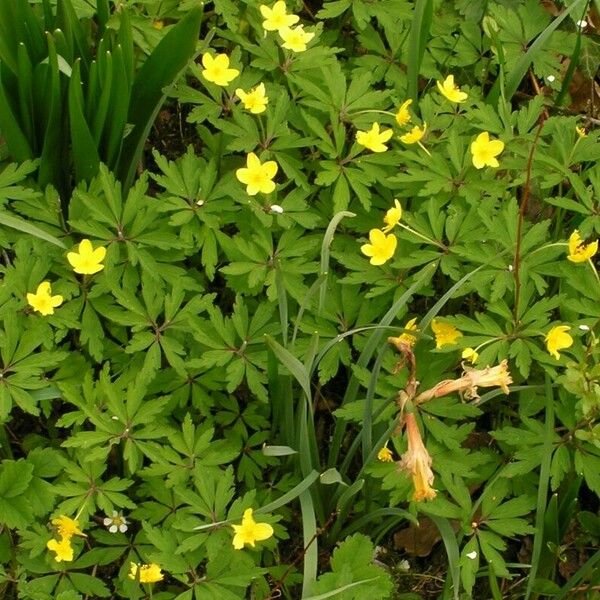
[{"xmin": 310, "ymin": 534, "xmax": 393, "ymax": 599}]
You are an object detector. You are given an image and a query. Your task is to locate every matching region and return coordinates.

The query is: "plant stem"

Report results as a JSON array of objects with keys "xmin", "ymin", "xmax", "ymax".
[{"xmin": 512, "ymin": 118, "xmax": 545, "ymax": 324}]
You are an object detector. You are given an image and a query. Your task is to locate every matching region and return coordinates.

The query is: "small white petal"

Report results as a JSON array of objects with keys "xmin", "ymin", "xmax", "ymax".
[
  {"xmin": 109, "ymin": 525, "xmax": 118, "ymax": 533},
  {"xmin": 270, "ymin": 204, "xmax": 284, "ymax": 214},
  {"xmin": 576, "ymin": 19, "xmax": 587, "ymax": 28},
  {"xmin": 398, "ymin": 559, "xmax": 410, "ymax": 571},
  {"xmin": 111, "ymin": 415, "xmax": 119, "ymax": 420},
  {"xmin": 466, "ymin": 551, "xmax": 478, "ymax": 559},
  {"xmin": 119, "ymin": 524, "xmax": 128, "ymax": 533},
  {"xmin": 579, "ymin": 324, "xmax": 590, "ymax": 331},
  {"xmin": 546, "ymin": 75, "xmax": 555, "ymax": 83},
  {"xmin": 103, "ymin": 518, "xmax": 112, "ymax": 526},
  {"xmin": 196, "ymin": 199, "xmax": 205, "ymax": 206}
]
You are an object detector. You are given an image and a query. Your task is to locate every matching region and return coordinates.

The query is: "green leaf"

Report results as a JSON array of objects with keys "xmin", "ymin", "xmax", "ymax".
[
  {"xmin": 0, "ymin": 460, "xmax": 33, "ymax": 497},
  {"xmin": 407, "ymin": 0, "xmax": 433, "ymax": 103},
  {"xmin": 0, "ymin": 211, "xmax": 66, "ymax": 247},
  {"xmin": 311, "ymin": 533, "xmax": 393, "ymax": 599},
  {"xmin": 117, "ymin": 7, "xmax": 203, "ymax": 191},
  {"xmin": 0, "ymin": 67, "xmax": 33, "ymax": 161},
  {"xmin": 487, "ymin": 0, "xmax": 587, "ymax": 104},
  {"xmin": 264, "ymin": 335, "xmax": 312, "ymax": 402},
  {"xmin": 69, "ymin": 61, "xmax": 100, "ymax": 182}
]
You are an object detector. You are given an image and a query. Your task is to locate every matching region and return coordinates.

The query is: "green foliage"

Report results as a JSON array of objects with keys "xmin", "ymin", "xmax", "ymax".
[
  {"xmin": 310, "ymin": 534, "xmax": 393, "ymax": 599},
  {"xmin": 0, "ymin": 0, "xmax": 202, "ymax": 200},
  {"xmin": 0, "ymin": 0, "xmax": 598, "ymax": 598}
]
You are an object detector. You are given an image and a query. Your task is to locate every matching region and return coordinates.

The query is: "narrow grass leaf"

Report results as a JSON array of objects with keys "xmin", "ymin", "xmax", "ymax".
[
  {"xmin": 0, "ymin": 68, "xmax": 33, "ymax": 161},
  {"xmin": 488, "ymin": 0, "xmax": 586, "ymax": 104},
  {"xmin": 327, "ymin": 262, "xmax": 436, "ymax": 467},
  {"xmin": 319, "ymin": 210, "xmax": 355, "ymax": 312},
  {"xmin": 429, "ymin": 515, "xmax": 461, "ymax": 600},
  {"xmin": 69, "ymin": 61, "xmax": 100, "ymax": 182},
  {"xmin": 265, "ymin": 335, "xmax": 312, "ymax": 402},
  {"xmin": 419, "ymin": 263, "xmax": 484, "ymax": 333},
  {"xmin": 303, "ymin": 578, "xmax": 380, "ymax": 600},
  {"xmin": 524, "ymin": 375, "xmax": 555, "ymax": 600},
  {"xmin": 0, "ymin": 213, "xmax": 66, "ymax": 248},
  {"xmin": 117, "ymin": 7, "xmax": 203, "ymax": 191},
  {"xmin": 300, "ymin": 488, "xmax": 318, "ymax": 598},
  {"xmin": 407, "ymin": 0, "xmax": 433, "ymax": 103}
]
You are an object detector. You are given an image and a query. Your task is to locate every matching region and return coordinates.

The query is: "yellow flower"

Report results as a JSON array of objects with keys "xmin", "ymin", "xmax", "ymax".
[
  {"xmin": 399, "ymin": 123, "xmax": 427, "ymax": 144},
  {"xmin": 576, "ymin": 126, "xmax": 587, "ymax": 138},
  {"xmin": 26, "ymin": 282, "xmax": 63, "ymax": 316},
  {"xmin": 236, "ymin": 152, "xmax": 278, "ymax": 195},
  {"xmin": 129, "ymin": 563, "xmax": 164, "ymax": 583},
  {"xmin": 462, "ymin": 347, "xmax": 479, "ymax": 364},
  {"xmin": 67, "ymin": 239, "xmax": 106, "ymax": 275},
  {"xmin": 47, "ymin": 537, "xmax": 74, "ymax": 562},
  {"xmin": 152, "ymin": 20, "xmax": 164, "ymax": 30},
  {"xmin": 278, "ymin": 25, "xmax": 315, "ymax": 52},
  {"xmin": 382, "ymin": 199, "xmax": 402, "ymax": 232},
  {"xmin": 360, "ymin": 229, "xmax": 397, "ymax": 266},
  {"xmin": 389, "ymin": 317, "xmax": 418, "ymax": 349},
  {"xmin": 232, "ymin": 508, "xmax": 274, "ymax": 549},
  {"xmin": 51, "ymin": 515, "xmax": 85, "ymax": 539},
  {"xmin": 200, "ymin": 53, "xmax": 239, "ymax": 87},
  {"xmin": 400, "ymin": 414, "xmax": 436, "ymax": 501},
  {"xmin": 235, "ymin": 83, "xmax": 268, "ymax": 114},
  {"xmin": 377, "ymin": 443, "xmax": 394, "ymax": 462},
  {"xmin": 436, "ymin": 74, "xmax": 468, "ymax": 103},
  {"xmin": 259, "ymin": 1, "xmax": 299, "ymax": 31},
  {"xmin": 395, "ymin": 99, "xmax": 412, "ymax": 126},
  {"xmin": 470, "ymin": 132, "xmax": 504, "ymax": 169},
  {"xmin": 431, "ymin": 319, "xmax": 462, "ymax": 348},
  {"xmin": 356, "ymin": 122, "xmax": 393, "ymax": 153},
  {"xmin": 545, "ymin": 325, "xmax": 573, "ymax": 360},
  {"xmin": 567, "ymin": 230, "xmax": 598, "ymax": 263}
]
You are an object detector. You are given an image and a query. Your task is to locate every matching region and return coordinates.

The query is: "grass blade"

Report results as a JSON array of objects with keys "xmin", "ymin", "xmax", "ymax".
[
  {"xmin": 361, "ymin": 344, "xmax": 388, "ymax": 466},
  {"xmin": 303, "ymin": 578, "xmax": 379, "ymax": 600},
  {"xmin": 258, "ymin": 470, "xmax": 319, "ymax": 514},
  {"xmin": 406, "ymin": 0, "xmax": 433, "ymax": 103},
  {"xmin": 69, "ymin": 60, "xmax": 100, "ymax": 182},
  {"xmin": 326, "ymin": 262, "xmax": 437, "ymax": 467},
  {"xmin": 0, "ymin": 212, "xmax": 66, "ymax": 248},
  {"xmin": 318, "ymin": 210, "xmax": 355, "ymax": 312},
  {"xmin": 265, "ymin": 334, "xmax": 311, "ymax": 402},
  {"xmin": 555, "ymin": 7, "xmax": 585, "ymax": 107},
  {"xmin": 429, "ymin": 515, "xmax": 461, "ymax": 600},
  {"xmin": 104, "ymin": 43, "xmax": 130, "ymax": 168},
  {"xmin": 555, "ymin": 549, "xmax": 600, "ymax": 599},
  {"xmin": 300, "ymin": 488, "xmax": 318, "ymax": 598},
  {"xmin": 193, "ymin": 470, "xmax": 319, "ymax": 530},
  {"xmin": 37, "ymin": 33, "xmax": 64, "ymax": 194},
  {"xmin": 90, "ymin": 51, "xmax": 113, "ymax": 146},
  {"xmin": 487, "ymin": 0, "xmax": 586, "ymax": 105},
  {"xmin": 291, "ymin": 273, "xmax": 327, "ymax": 347},
  {"xmin": 524, "ymin": 374, "xmax": 554, "ymax": 600},
  {"xmin": 0, "ymin": 68, "xmax": 33, "ymax": 161},
  {"xmin": 117, "ymin": 6, "xmax": 203, "ymax": 191},
  {"xmin": 419, "ymin": 263, "xmax": 485, "ymax": 332}
]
